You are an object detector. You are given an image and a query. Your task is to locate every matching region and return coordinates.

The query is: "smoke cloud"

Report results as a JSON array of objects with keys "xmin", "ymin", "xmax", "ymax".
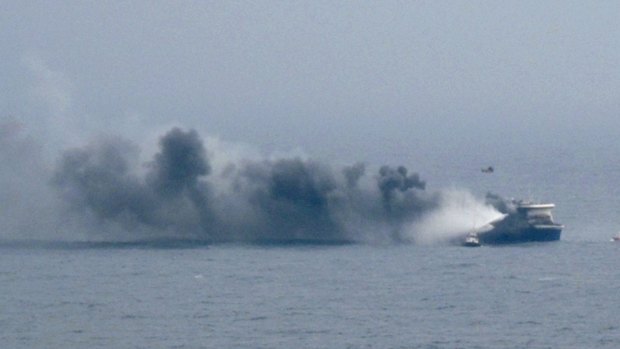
[
  {"xmin": 411, "ymin": 190, "xmax": 505, "ymax": 245},
  {"xmin": 42, "ymin": 127, "xmax": 500, "ymax": 244},
  {"xmin": 0, "ymin": 120, "xmax": 63, "ymax": 239},
  {"xmin": 1, "ymin": 122, "xmax": 501, "ymax": 244}
]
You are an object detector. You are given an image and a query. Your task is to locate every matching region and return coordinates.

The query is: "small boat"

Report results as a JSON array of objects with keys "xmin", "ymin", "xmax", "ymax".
[
  {"xmin": 463, "ymin": 232, "xmax": 481, "ymax": 247},
  {"xmin": 611, "ymin": 233, "xmax": 620, "ymax": 242}
]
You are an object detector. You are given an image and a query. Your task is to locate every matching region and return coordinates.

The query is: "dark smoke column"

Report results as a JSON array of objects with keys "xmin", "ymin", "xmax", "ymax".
[{"xmin": 148, "ymin": 128, "xmax": 210, "ymax": 197}]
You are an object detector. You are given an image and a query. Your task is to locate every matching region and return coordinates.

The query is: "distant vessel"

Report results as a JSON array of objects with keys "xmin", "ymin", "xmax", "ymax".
[
  {"xmin": 463, "ymin": 232, "xmax": 481, "ymax": 247},
  {"xmin": 611, "ymin": 233, "xmax": 620, "ymax": 242},
  {"xmin": 475, "ymin": 201, "xmax": 563, "ymax": 244}
]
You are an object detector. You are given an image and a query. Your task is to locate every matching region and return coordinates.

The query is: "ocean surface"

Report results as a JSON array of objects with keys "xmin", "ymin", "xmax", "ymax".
[
  {"xmin": 2, "ymin": 141, "xmax": 620, "ymax": 349},
  {"xmin": 1, "ymin": 241, "xmax": 619, "ymax": 349}
]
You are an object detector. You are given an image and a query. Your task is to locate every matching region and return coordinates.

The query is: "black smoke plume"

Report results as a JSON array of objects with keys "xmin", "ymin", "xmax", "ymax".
[
  {"xmin": 148, "ymin": 128, "xmax": 210, "ymax": 197},
  {"xmin": 485, "ymin": 192, "xmax": 514, "ymax": 214},
  {"xmin": 52, "ymin": 127, "xmax": 445, "ymax": 243}
]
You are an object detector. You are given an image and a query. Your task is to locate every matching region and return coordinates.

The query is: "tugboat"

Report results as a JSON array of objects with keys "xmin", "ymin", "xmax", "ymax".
[
  {"xmin": 463, "ymin": 232, "xmax": 481, "ymax": 247},
  {"xmin": 476, "ymin": 200, "xmax": 563, "ymax": 244}
]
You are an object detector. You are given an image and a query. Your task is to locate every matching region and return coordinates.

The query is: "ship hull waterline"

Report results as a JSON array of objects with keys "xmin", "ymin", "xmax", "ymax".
[{"xmin": 478, "ymin": 226, "xmax": 562, "ymax": 245}]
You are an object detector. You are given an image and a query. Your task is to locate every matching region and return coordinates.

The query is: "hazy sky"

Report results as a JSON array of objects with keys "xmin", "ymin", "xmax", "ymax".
[{"xmin": 2, "ymin": 0, "xmax": 620, "ymax": 164}]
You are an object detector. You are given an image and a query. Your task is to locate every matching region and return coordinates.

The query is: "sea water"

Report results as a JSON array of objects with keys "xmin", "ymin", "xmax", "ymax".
[{"xmin": 1, "ymin": 241, "xmax": 620, "ymax": 349}]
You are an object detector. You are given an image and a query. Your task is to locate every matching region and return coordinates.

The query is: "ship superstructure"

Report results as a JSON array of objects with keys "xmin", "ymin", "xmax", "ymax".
[{"xmin": 475, "ymin": 200, "xmax": 563, "ymax": 244}]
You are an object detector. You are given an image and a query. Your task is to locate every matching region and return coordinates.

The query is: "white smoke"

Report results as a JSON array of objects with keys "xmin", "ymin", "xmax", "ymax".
[{"xmin": 408, "ymin": 188, "xmax": 504, "ymax": 245}]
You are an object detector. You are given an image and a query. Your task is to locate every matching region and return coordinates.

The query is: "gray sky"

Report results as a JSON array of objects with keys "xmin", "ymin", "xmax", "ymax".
[
  {"xmin": 2, "ymin": 1, "xmax": 620, "ymax": 241},
  {"xmin": 2, "ymin": 0, "xmax": 620, "ymax": 164}
]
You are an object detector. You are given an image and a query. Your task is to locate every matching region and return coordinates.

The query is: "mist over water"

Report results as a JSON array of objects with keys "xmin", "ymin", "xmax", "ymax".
[{"xmin": 1, "ymin": 122, "xmax": 501, "ymax": 244}]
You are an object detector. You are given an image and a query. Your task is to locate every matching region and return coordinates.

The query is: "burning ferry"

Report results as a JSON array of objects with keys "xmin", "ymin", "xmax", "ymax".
[{"xmin": 472, "ymin": 199, "xmax": 563, "ymax": 244}]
